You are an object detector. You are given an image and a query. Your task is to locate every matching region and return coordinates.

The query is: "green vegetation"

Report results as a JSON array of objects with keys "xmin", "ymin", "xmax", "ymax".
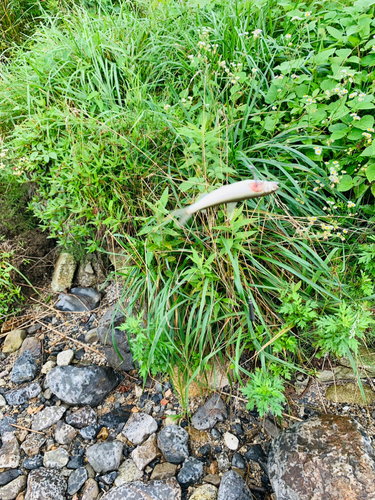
[{"xmin": 2, "ymin": 0, "xmax": 375, "ymax": 416}]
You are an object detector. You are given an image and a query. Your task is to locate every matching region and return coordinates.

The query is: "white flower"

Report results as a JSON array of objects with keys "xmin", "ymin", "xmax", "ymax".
[
  {"xmin": 239, "ymin": 32, "xmax": 249, "ymax": 36},
  {"xmin": 291, "ymin": 74, "xmax": 298, "ymax": 79},
  {"xmin": 363, "ymin": 132, "xmax": 372, "ymax": 139},
  {"xmin": 367, "ymin": 128, "xmax": 374, "ymax": 132},
  {"xmin": 372, "ymin": 45, "xmax": 375, "ymax": 51},
  {"xmin": 285, "ymin": 34, "xmax": 292, "ymax": 39},
  {"xmin": 304, "ymin": 11, "xmax": 312, "ymax": 17},
  {"xmin": 252, "ymin": 68, "xmax": 257, "ymax": 73},
  {"xmin": 272, "ymin": 106, "xmax": 277, "ymax": 110},
  {"xmin": 314, "ymin": 146, "xmax": 322, "ymax": 155},
  {"xmin": 347, "ymin": 201, "xmax": 355, "ymax": 208},
  {"xmin": 252, "ymin": 29, "xmax": 262, "ymax": 38},
  {"xmin": 219, "ymin": 60, "xmax": 226, "ymax": 68},
  {"xmin": 164, "ymin": 104, "xmax": 171, "ymax": 110},
  {"xmin": 349, "ymin": 92, "xmax": 357, "ymax": 98}
]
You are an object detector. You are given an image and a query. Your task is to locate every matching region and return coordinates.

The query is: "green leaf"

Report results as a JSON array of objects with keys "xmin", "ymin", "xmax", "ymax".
[
  {"xmin": 326, "ymin": 26, "xmax": 344, "ymax": 40},
  {"xmin": 354, "ymin": 115, "xmax": 374, "ymax": 130},
  {"xmin": 263, "ymin": 116, "xmax": 277, "ymax": 131},
  {"xmin": 366, "ymin": 164, "xmax": 375, "ymax": 182},
  {"xmin": 337, "ymin": 175, "xmax": 354, "ymax": 192},
  {"xmin": 314, "ymin": 48, "xmax": 336, "ymax": 64}
]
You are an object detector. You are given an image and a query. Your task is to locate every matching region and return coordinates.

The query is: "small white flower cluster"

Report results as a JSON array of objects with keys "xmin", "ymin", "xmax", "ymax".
[
  {"xmin": 252, "ymin": 29, "xmax": 262, "ymax": 38},
  {"xmin": 350, "ymin": 112, "xmax": 361, "ymax": 121},
  {"xmin": 306, "ymin": 97, "xmax": 316, "ymax": 105},
  {"xmin": 314, "ymin": 146, "xmax": 322, "ymax": 155}
]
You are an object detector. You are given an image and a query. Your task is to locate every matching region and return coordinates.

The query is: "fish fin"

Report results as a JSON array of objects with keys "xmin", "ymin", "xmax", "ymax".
[
  {"xmin": 171, "ymin": 208, "xmax": 192, "ymax": 226},
  {"xmin": 227, "ymin": 202, "xmax": 237, "ymax": 220}
]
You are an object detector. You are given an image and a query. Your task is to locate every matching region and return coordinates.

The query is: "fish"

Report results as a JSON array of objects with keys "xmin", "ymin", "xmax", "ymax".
[{"xmin": 172, "ymin": 179, "xmax": 279, "ymax": 225}]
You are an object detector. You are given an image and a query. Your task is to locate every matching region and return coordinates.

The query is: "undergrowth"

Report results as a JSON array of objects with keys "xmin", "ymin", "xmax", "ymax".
[{"xmin": 2, "ymin": 0, "xmax": 375, "ymax": 415}]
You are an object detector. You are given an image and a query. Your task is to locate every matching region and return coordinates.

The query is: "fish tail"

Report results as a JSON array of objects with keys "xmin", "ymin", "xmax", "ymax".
[{"xmin": 171, "ymin": 208, "xmax": 192, "ymax": 226}]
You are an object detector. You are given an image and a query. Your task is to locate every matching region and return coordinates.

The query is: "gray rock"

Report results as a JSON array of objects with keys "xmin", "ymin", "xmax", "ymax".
[
  {"xmin": 24, "ymin": 468, "xmax": 67, "ymax": 500},
  {"xmin": 68, "ymin": 467, "xmax": 88, "ymax": 495},
  {"xmin": 216, "ymin": 453, "xmax": 230, "ymax": 472},
  {"xmin": 51, "ymin": 252, "xmax": 76, "ymax": 293},
  {"xmin": 23, "ymin": 455, "xmax": 44, "ymax": 469},
  {"xmin": 100, "ymin": 478, "xmax": 181, "ymax": 500},
  {"xmin": 77, "ymin": 255, "xmax": 106, "ymax": 288},
  {"xmin": 114, "ymin": 459, "xmax": 143, "ymax": 486},
  {"xmin": 263, "ymin": 418, "xmax": 280, "ymax": 438},
  {"xmin": 71, "ymin": 287, "xmax": 101, "ymax": 309},
  {"xmin": 85, "ymin": 329, "xmax": 99, "ymax": 344},
  {"xmin": 5, "ymin": 382, "xmax": 42, "ymax": 406},
  {"xmin": 97, "ymin": 304, "xmax": 125, "ymax": 345},
  {"xmin": 192, "ymin": 394, "xmax": 228, "ymax": 431},
  {"xmin": 100, "ymin": 471, "xmax": 119, "ymax": 485},
  {"xmin": 268, "ymin": 414, "xmax": 375, "ymax": 500},
  {"xmin": 177, "ymin": 457, "xmax": 204, "ymax": 488},
  {"xmin": 20, "ymin": 337, "xmax": 42, "ymax": 356},
  {"xmin": 232, "ymin": 453, "xmax": 246, "ymax": 469},
  {"xmin": 122, "ymin": 412, "xmax": 158, "ymax": 445},
  {"xmin": 57, "ymin": 349, "xmax": 74, "ymax": 366},
  {"xmin": 131, "ymin": 433, "xmax": 161, "ymax": 470},
  {"xmin": 80, "ymin": 425, "xmax": 101, "ymax": 440},
  {"xmin": 104, "ymin": 342, "xmax": 134, "ymax": 372},
  {"xmin": 81, "ymin": 478, "xmax": 99, "ymax": 500},
  {"xmin": 0, "ymin": 417, "xmax": 16, "ymax": 436},
  {"xmin": 86, "ymin": 440, "xmax": 123, "ymax": 473},
  {"xmin": 0, "ymin": 394, "xmax": 5, "ymax": 406},
  {"xmin": 157, "ymin": 425, "xmax": 189, "ymax": 464},
  {"xmin": 32, "ymin": 406, "xmax": 66, "ymax": 431},
  {"xmin": 0, "ymin": 470, "xmax": 21, "ymax": 486},
  {"xmin": 151, "ymin": 462, "xmax": 177, "ymax": 481},
  {"xmin": 21, "ymin": 433, "xmax": 46, "ymax": 457},
  {"xmin": 66, "ymin": 406, "xmax": 97, "ymax": 428},
  {"xmin": 44, "ymin": 448, "xmax": 69, "ymax": 469},
  {"xmin": 10, "ymin": 351, "xmax": 38, "ymax": 384},
  {"xmin": 55, "ymin": 294, "xmax": 91, "ymax": 312},
  {"xmin": 217, "ymin": 471, "xmax": 252, "ymax": 500},
  {"xmin": 0, "ymin": 475, "xmax": 26, "ymax": 500},
  {"xmin": 46, "ymin": 365, "xmax": 120, "ymax": 406},
  {"xmin": 0, "ymin": 433, "xmax": 20, "ymax": 468},
  {"xmin": 55, "ymin": 421, "xmax": 77, "ymax": 445},
  {"xmin": 190, "ymin": 484, "xmax": 218, "ymax": 500}
]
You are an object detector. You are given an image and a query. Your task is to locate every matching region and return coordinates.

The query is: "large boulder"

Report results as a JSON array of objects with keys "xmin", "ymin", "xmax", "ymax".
[
  {"xmin": 268, "ymin": 414, "xmax": 375, "ymax": 500},
  {"xmin": 46, "ymin": 365, "xmax": 120, "ymax": 406}
]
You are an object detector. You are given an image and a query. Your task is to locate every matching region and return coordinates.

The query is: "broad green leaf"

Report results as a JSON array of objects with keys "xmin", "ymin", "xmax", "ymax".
[
  {"xmin": 314, "ymin": 48, "xmax": 336, "ymax": 65},
  {"xmin": 354, "ymin": 115, "xmax": 374, "ymax": 130},
  {"xmin": 326, "ymin": 26, "xmax": 344, "ymax": 40},
  {"xmin": 337, "ymin": 175, "xmax": 354, "ymax": 192},
  {"xmin": 366, "ymin": 164, "xmax": 375, "ymax": 182}
]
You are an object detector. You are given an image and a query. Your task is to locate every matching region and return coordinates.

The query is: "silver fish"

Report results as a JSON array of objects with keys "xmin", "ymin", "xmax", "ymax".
[{"xmin": 173, "ymin": 179, "xmax": 279, "ymax": 225}]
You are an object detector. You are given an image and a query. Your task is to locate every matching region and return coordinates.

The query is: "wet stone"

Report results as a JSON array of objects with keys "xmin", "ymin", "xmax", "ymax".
[
  {"xmin": 192, "ymin": 394, "xmax": 228, "ymax": 431},
  {"xmin": 177, "ymin": 457, "xmax": 204, "ymax": 489},
  {"xmin": 46, "ymin": 365, "xmax": 120, "ymax": 406},
  {"xmin": 68, "ymin": 467, "xmax": 88, "ymax": 495},
  {"xmin": 157, "ymin": 425, "xmax": 189, "ymax": 464},
  {"xmin": 5, "ymin": 382, "xmax": 42, "ymax": 406},
  {"xmin": 0, "ymin": 475, "xmax": 27, "ymax": 500},
  {"xmin": 0, "ymin": 469, "xmax": 21, "ymax": 486},
  {"xmin": 66, "ymin": 406, "xmax": 97, "ymax": 429},
  {"xmin": 122, "ymin": 412, "xmax": 158, "ymax": 445},
  {"xmin": 24, "ymin": 467, "xmax": 67, "ymax": 500},
  {"xmin": 23, "ymin": 455, "xmax": 44, "ymax": 470},
  {"xmin": 32, "ymin": 406, "xmax": 66, "ymax": 431},
  {"xmin": 217, "ymin": 470, "xmax": 252, "ymax": 500},
  {"xmin": 10, "ymin": 351, "xmax": 38, "ymax": 384},
  {"xmin": 86, "ymin": 440, "xmax": 123, "ymax": 473},
  {"xmin": 100, "ymin": 477, "xmax": 181, "ymax": 500}
]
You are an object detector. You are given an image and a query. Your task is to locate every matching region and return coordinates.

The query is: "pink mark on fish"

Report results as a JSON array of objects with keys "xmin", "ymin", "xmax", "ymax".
[{"xmin": 248, "ymin": 181, "xmax": 265, "ymax": 193}]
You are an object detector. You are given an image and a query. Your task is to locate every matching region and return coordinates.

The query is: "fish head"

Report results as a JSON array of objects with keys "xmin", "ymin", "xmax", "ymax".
[
  {"xmin": 267, "ymin": 181, "xmax": 279, "ymax": 193},
  {"xmin": 248, "ymin": 180, "xmax": 279, "ymax": 194}
]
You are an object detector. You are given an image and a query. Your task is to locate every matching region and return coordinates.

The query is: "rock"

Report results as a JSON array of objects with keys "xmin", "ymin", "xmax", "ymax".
[
  {"xmin": 223, "ymin": 432, "xmax": 238, "ymax": 451},
  {"xmin": 325, "ymin": 382, "xmax": 375, "ymax": 405},
  {"xmin": 55, "ymin": 294, "xmax": 90, "ymax": 312},
  {"xmin": 157, "ymin": 425, "xmax": 189, "ymax": 464},
  {"xmin": 263, "ymin": 418, "xmax": 280, "ymax": 438},
  {"xmin": 100, "ymin": 478, "xmax": 181, "ymax": 500},
  {"xmin": 81, "ymin": 478, "xmax": 99, "ymax": 500},
  {"xmin": 85, "ymin": 329, "xmax": 99, "ymax": 344},
  {"xmin": 3, "ymin": 330, "xmax": 26, "ymax": 354},
  {"xmin": 211, "ymin": 429, "xmax": 221, "ymax": 440},
  {"xmin": 66, "ymin": 406, "xmax": 97, "ymax": 428},
  {"xmin": 21, "ymin": 434, "xmax": 46, "ymax": 457},
  {"xmin": 27, "ymin": 324, "xmax": 41, "ymax": 335},
  {"xmin": 192, "ymin": 394, "xmax": 227, "ymax": 431},
  {"xmin": 22, "ymin": 455, "xmax": 44, "ymax": 470},
  {"xmin": 103, "ymin": 335, "xmax": 134, "ymax": 372},
  {"xmin": 0, "ymin": 475, "xmax": 26, "ymax": 500},
  {"xmin": 32, "ymin": 406, "xmax": 66, "ymax": 431},
  {"xmin": 97, "ymin": 304, "xmax": 125, "ymax": 345},
  {"xmin": 77, "ymin": 255, "xmax": 105, "ymax": 288},
  {"xmin": 177, "ymin": 457, "xmax": 204, "ymax": 488},
  {"xmin": 44, "ymin": 448, "xmax": 69, "ymax": 469},
  {"xmin": 114, "ymin": 459, "xmax": 143, "ymax": 486},
  {"xmin": 232, "ymin": 453, "xmax": 246, "ymax": 469},
  {"xmin": 0, "ymin": 470, "xmax": 22, "ymax": 486},
  {"xmin": 86, "ymin": 440, "xmax": 123, "ymax": 473},
  {"xmin": 57, "ymin": 349, "xmax": 74, "ymax": 366},
  {"xmin": 131, "ymin": 433, "xmax": 161, "ymax": 470},
  {"xmin": 99, "ymin": 409, "xmax": 130, "ymax": 429},
  {"xmin": 70, "ymin": 287, "xmax": 101, "ymax": 309},
  {"xmin": 51, "ymin": 253, "xmax": 76, "ymax": 293},
  {"xmin": 46, "ymin": 365, "xmax": 120, "ymax": 406},
  {"xmin": 122, "ymin": 412, "xmax": 158, "ymax": 445},
  {"xmin": 24, "ymin": 468, "xmax": 67, "ymax": 500},
  {"xmin": 217, "ymin": 471, "xmax": 252, "ymax": 500},
  {"xmin": 19, "ymin": 338, "xmax": 41, "ymax": 357},
  {"xmin": 55, "ymin": 421, "xmax": 77, "ymax": 445},
  {"xmin": 10, "ymin": 351, "xmax": 38, "ymax": 384},
  {"xmin": 203, "ymin": 475, "xmax": 221, "ymax": 487},
  {"xmin": 68, "ymin": 467, "xmax": 88, "ymax": 495},
  {"xmin": 341, "ymin": 347, "xmax": 375, "ymax": 375},
  {"xmin": 0, "ymin": 418, "xmax": 16, "ymax": 436},
  {"xmin": 67, "ymin": 456, "xmax": 84, "ymax": 469},
  {"xmin": 151, "ymin": 462, "xmax": 177, "ymax": 481},
  {"xmin": 0, "ymin": 394, "xmax": 5, "ymax": 406},
  {"xmin": 216, "ymin": 453, "xmax": 230, "ymax": 472},
  {"xmin": 190, "ymin": 484, "xmax": 218, "ymax": 500},
  {"xmin": 244, "ymin": 445, "xmax": 266, "ymax": 464},
  {"xmin": 268, "ymin": 414, "xmax": 375, "ymax": 500},
  {"xmin": 317, "ymin": 366, "xmax": 358, "ymax": 383},
  {"xmin": 5, "ymin": 383, "xmax": 42, "ymax": 406},
  {"xmin": 80, "ymin": 425, "xmax": 101, "ymax": 440},
  {"xmin": 100, "ymin": 472, "xmax": 119, "ymax": 485},
  {"xmin": 41, "ymin": 360, "xmax": 56, "ymax": 375},
  {"xmin": 0, "ymin": 433, "xmax": 20, "ymax": 468}
]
